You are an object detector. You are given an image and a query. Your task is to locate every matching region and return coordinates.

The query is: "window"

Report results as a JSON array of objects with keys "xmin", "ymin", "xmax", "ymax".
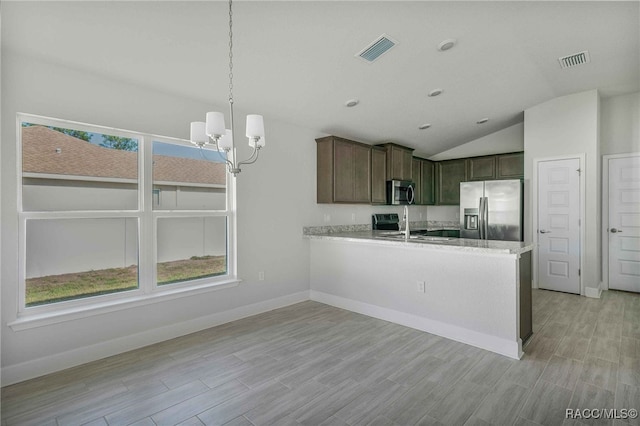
[{"xmin": 18, "ymin": 114, "xmax": 234, "ymax": 313}]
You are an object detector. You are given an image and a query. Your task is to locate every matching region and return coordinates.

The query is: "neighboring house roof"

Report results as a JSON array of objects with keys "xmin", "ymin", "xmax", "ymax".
[{"xmin": 22, "ymin": 126, "xmax": 226, "ymax": 186}]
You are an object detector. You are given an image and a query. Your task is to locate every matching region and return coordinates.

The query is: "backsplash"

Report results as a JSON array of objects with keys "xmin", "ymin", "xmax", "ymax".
[
  {"xmin": 303, "ymin": 220, "xmax": 459, "ymax": 235},
  {"xmin": 412, "ymin": 220, "xmax": 459, "ymax": 229},
  {"xmin": 303, "ymin": 224, "xmax": 371, "ymax": 235}
]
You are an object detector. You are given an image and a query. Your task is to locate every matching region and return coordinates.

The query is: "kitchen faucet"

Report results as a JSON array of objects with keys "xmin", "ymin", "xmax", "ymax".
[{"xmin": 403, "ymin": 205, "xmax": 410, "ymax": 239}]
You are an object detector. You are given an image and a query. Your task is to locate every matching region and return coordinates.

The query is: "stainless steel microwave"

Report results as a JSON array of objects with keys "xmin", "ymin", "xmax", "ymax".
[{"xmin": 386, "ymin": 180, "xmax": 416, "ymax": 205}]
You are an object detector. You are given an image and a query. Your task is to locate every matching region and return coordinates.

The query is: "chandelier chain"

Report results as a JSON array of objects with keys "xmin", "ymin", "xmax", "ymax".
[{"xmin": 228, "ymin": 0, "xmax": 234, "ymax": 104}]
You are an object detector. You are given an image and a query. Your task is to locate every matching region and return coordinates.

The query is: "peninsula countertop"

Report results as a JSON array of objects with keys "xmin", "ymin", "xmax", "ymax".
[{"xmin": 305, "ymin": 230, "xmax": 533, "ymax": 255}]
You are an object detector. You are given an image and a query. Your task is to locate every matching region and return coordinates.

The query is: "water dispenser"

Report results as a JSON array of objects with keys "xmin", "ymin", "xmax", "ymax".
[{"xmin": 464, "ymin": 208, "xmax": 479, "ymax": 230}]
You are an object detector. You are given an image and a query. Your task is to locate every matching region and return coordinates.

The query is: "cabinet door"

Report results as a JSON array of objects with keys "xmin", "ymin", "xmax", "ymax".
[
  {"xmin": 353, "ymin": 144, "xmax": 371, "ymax": 202},
  {"xmin": 421, "ymin": 160, "xmax": 435, "ymax": 205},
  {"xmin": 467, "ymin": 156, "xmax": 496, "ymax": 181},
  {"xmin": 316, "ymin": 138, "xmax": 333, "ymax": 203},
  {"xmin": 401, "ymin": 150, "xmax": 413, "ymax": 181},
  {"xmin": 437, "ymin": 159, "xmax": 466, "ymax": 205},
  {"xmin": 371, "ymin": 148, "xmax": 387, "ymax": 204},
  {"xmin": 389, "ymin": 146, "xmax": 404, "ymax": 180},
  {"xmin": 387, "ymin": 146, "xmax": 413, "ymax": 180},
  {"xmin": 497, "ymin": 152, "xmax": 524, "ymax": 179},
  {"xmin": 333, "ymin": 139, "xmax": 355, "ymax": 202},
  {"xmin": 412, "ymin": 158, "xmax": 422, "ymax": 204}
]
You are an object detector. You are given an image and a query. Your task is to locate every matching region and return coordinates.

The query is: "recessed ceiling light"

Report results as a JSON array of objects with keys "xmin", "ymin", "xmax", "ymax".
[
  {"xmin": 418, "ymin": 124, "xmax": 431, "ymax": 130},
  {"xmin": 428, "ymin": 89, "xmax": 443, "ymax": 97},
  {"xmin": 345, "ymin": 99, "xmax": 359, "ymax": 107},
  {"xmin": 437, "ymin": 39, "xmax": 457, "ymax": 52},
  {"xmin": 476, "ymin": 118, "xmax": 489, "ymax": 124}
]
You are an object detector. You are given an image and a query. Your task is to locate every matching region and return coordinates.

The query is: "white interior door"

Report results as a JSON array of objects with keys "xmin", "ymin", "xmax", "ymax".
[
  {"xmin": 537, "ymin": 158, "xmax": 581, "ymax": 294},
  {"xmin": 608, "ymin": 155, "xmax": 640, "ymax": 292}
]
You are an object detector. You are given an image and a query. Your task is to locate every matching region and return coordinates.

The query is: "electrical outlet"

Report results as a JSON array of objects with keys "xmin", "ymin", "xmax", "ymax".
[
  {"xmin": 351, "ymin": 213, "xmax": 356, "ymax": 222},
  {"xmin": 259, "ymin": 271, "xmax": 265, "ymax": 281},
  {"xmin": 419, "ymin": 212, "xmax": 423, "ymax": 219},
  {"xmin": 324, "ymin": 214, "xmax": 331, "ymax": 222},
  {"xmin": 417, "ymin": 281, "xmax": 425, "ymax": 293}
]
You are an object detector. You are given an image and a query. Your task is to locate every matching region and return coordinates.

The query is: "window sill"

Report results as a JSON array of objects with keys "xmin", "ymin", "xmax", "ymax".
[{"xmin": 8, "ymin": 278, "xmax": 241, "ymax": 332}]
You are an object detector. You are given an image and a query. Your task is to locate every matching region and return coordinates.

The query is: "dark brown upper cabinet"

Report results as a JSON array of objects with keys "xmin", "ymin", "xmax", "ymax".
[
  {"xmin": 316, "ymin": 134, "xmax": 522, "ymax": 205},
  {"xmin": 496, "ymin": 152, "xmax": 524, "ymax": 179},
  {"xmin": 411, "ymin": 157, "xmax": 436, "ymax": 205},
  {"xmin": 316, "ymin": 136, "xmax": 371, "ymax": 204},
  {"xmin": 436, "ymin": 159, "xmax": 466, "ymax": 205},
  {"xmin": 466, "ymin": 152, "xmax": 524, "ymax": 182},
  {"xmin": 378, "ymin": 143, "xmax": 413, "ymax": 181},
  {"xmin": 466, "ymin": 155, "xmax": 496, "ymax": 181},
  {"xmin": 412, "ymin": 157, "xmax": 422, "ymax": 205},
  {"xmin": 371, "ymin": 147, "xmax": 387, "ymax": 204},
  {"xmin": 420, "ymin": 159, "xmax": 436, "ymax": 205}
]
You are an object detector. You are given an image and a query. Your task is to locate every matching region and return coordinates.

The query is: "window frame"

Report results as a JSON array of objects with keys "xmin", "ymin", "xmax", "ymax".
[{"xmin": 15, "ymin": 113, "xmax": 237, "ymax": 320}]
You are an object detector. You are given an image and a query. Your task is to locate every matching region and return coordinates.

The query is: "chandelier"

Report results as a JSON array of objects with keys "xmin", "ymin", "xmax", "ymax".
[{"xmin": 190, "ymin": 0, "xmax": 265, "ymax": 177}]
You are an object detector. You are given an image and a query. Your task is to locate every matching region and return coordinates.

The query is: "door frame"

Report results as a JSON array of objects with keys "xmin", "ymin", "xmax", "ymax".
[
  {"xmin": 532, "ymin": 154, "xmax": 586, "ymax": 295},
  {"xmin": 602, "ymin": 152, "xmax": 640, "ymax": 291}
]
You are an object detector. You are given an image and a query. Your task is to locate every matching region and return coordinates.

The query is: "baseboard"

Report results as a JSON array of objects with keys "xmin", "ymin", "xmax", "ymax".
[
  {"xmin": 585, "ymin": 283, "xmax": 602, "ymax": 299},
  {"xmin": 310, "ymin": 290, "xmax": 522, "ymax": 360},
  {"xmin": 2, "ymin": 290, "xmax": 311, "ymax": 386}
]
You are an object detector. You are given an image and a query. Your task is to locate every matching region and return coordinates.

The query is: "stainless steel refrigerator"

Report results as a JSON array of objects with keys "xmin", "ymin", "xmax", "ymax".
[{"xmin": 459, "ymin": 179, "xmax": 523, "ymax": 241}]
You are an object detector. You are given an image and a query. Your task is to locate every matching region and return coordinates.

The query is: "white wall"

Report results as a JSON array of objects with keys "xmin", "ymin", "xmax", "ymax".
[
  {"xmin": 524, "ymin": 90, "xmax": 601, "ymax": 293},
  {"xmin": 428, "ymin": 123, "xmax": 524, "ymax": 162},
  {"xmin": 600, "ymin": 91, "xmax": 640, "ymax": 155},
  {"xmin": 0, "ymin": 43, "xmax": 320, "ymax": 382}
]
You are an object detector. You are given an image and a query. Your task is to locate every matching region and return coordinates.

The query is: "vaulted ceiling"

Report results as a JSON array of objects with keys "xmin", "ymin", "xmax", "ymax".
[{"xmin": 3, "ymin": 1, "xmax": 639, "ymax": 157}]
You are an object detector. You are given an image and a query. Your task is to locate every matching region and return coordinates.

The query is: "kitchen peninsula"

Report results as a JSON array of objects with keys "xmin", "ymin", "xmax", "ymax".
[{"xmin": 306, "ymin": 229, "xmax": 533, "ymax": 359}]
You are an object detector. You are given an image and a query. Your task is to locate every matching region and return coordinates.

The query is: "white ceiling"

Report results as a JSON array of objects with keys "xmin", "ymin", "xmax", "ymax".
[{"xmin": 3, "ymin": 1, "xmax": 639, "ymax": 158}]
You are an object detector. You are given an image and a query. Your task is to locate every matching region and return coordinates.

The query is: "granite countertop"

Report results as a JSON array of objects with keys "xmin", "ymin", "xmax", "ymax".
[{"xmin": 305, "ymin": 230, "xmax": 533, "ymax": 255}]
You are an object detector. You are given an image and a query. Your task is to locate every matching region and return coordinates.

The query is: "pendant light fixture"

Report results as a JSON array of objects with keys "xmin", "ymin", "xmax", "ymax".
[{"xmin": 189, "ymin": 0, "xmax": 266, "ymax": 177}]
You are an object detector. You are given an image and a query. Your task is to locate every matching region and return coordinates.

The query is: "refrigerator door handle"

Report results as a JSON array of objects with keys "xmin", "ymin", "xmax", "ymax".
[
  {"xmin": 478, "ymin": 197, "xmax": 485, "ymax": 239},
  {"xmin": 483, "ymin": 197, "xmax": 489, "ymax": 240}
]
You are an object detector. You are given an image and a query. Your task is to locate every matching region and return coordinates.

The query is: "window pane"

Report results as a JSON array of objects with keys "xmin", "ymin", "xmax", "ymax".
[
  {"xmin": 152, "ymin": 141, "xmax": 227, "ymax": 210},
  {"xmin": 25, "ymin": 218, "xmax": 139, "ymax": 306},
  {"xmin": 157, "ymin": 216, "xmax": 227, "ymax": 285},
  {"xmin": 22, "ymin": 123, "xmax": 138, "ymax": 211}
]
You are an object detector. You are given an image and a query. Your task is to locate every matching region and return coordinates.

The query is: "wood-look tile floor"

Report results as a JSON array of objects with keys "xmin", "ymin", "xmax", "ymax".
[{"xmin": 2, "ymin": 289, "xmax": 640, "ymax": 426}]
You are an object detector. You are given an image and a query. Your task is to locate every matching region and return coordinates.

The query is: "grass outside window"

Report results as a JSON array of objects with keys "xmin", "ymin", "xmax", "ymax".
[{"xmin": 26, "ymin": 255, "xmax": 227, "ymax": 306}]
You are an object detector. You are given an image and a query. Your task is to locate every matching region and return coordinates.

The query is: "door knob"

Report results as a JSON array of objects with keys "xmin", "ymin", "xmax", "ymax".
[
  {"xmin": 610, "ymin": 228, "xmax": 622, "ymax": 233},
  {"xmin": 539, "ymin": 229, "xmax": 551, "ymax": 234}
]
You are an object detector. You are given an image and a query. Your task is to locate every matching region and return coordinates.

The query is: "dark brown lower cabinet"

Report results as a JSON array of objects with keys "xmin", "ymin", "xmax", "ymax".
[{"xmin": 520, "ymin": 251, "xmax": 533, "ymax": 345}]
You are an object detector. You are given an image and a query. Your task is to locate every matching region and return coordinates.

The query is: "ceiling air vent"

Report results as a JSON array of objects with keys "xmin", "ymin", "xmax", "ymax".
[
  {"xmin": 356, "ymin": 34, "xmax": 397, "ymax": 63},
  {"xmin": 558, "ymin": 50, "xmax": 591, "ymax": 69}
]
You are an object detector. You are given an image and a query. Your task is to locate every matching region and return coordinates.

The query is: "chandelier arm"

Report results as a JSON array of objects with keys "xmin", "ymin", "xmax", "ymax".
[{"xmin": 237, "ymin": 146, "xmax": 261, "ymax": 167}]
